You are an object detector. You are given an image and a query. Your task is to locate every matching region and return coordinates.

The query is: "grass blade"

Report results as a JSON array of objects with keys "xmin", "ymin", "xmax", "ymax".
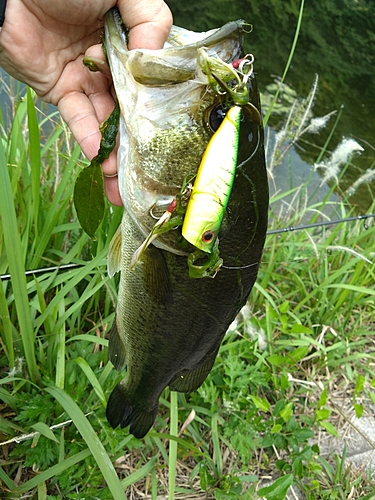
[
  {"xmin": 46, "ymin": 386, "xmax": 127, "ymax": 500},
  {"xmin": 0, "ymin": 466, "xmax": 16, "ymax": 490},
  {"xmin": 0, "ymin": 275, "xmax": 14, "ymax": 367},
  {"xmin": 0, "ymin": 123, "xmax": 38, "ymax": 382},
  {"xmin": 121, "ymin": 456, "xmax": 158, "ymax": 488},
  {"xmin": 263, "ymin": 0, "xmax": 305, "ymax": 127},
  {"xmin": 211, "ymin": 414, "xmax": 222, "ymax": 477},
  {"xmin": 168, "ymin": 391, "xmax": 178, "ymax": 500},
  {"xmin": 75, "ymin": 356, "xmax": 107, "ymax": 408},
  {"xmin": 14, "ymin": 449, "xmax": 91, "ymax": 493},
  {"xmin": 26, "ymin": 87, "xmax": 41, "ymax": 233}
]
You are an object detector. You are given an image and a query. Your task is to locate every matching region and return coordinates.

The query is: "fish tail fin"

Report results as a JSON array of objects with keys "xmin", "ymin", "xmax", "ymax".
[{"xmin": 106, "ymin": 383, "xmax": 158, "ymax": 439}]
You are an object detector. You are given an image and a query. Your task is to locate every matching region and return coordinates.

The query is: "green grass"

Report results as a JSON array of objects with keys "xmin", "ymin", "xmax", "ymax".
[{"xmin": 1, "ymin": 69, "xmax": 375, "ymax": 500}]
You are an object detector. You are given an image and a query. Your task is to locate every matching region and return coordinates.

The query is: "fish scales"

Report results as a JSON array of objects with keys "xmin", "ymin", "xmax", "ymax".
[{"xmin": 104, "ymin": 8, "xmax": 269, "ymax": 438}]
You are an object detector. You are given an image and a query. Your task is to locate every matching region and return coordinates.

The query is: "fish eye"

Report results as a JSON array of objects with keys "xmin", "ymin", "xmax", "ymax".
[
  {"xmin": 206, "ymin": 105, "xmax": 226, "ymax": 133},
  {"xmin": 202, "ymin": 230, "xmax": 215, "ymax": 243}
]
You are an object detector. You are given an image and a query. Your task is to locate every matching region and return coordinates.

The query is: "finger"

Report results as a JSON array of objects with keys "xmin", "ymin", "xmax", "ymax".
[
  {"xmin": 84, "ymin": 44, "xmax": 111, "ymax": 76},
  {"xmin": 57, "ymin": 56, "xmax": 115, "ymax": 152},
  {"xmin": 117, "ymin": 0, "xmax": 173, "ymax": 50},
  {"xmin": 59, "ymin": 87, "xmax": 124, "ymax": 204},
  {"xmin": 103, "ymin": 154, "xmax": 123, "ymax": 206}
]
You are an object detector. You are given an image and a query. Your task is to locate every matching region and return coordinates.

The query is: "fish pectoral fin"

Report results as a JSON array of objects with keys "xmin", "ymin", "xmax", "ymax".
[
  {"xmin": 143, "ymin": 245, "xmax": 172, "ymax": 305},
  {"xmin": 107, "ymin": 224, "xmax": 122, "ymax": 277},
  {"xmin": 108, "ymin": 319, "xmax": 126, "ymax": 371},
  {"xmin": 106, "ymin": 383, "xmax": 158, "ymax": 439},
  {"xmin": 169, "ymin": 355, "xmax": 216, "ymax": 393}
]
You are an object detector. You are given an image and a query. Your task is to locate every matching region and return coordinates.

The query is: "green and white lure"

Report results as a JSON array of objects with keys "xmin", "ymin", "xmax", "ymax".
[{"xmin": 182, "ymin": 105, "xmax": 242, "ymax": 252}]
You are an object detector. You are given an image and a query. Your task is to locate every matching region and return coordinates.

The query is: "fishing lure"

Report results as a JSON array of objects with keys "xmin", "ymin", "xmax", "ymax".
[{"xmin": 182, "ymin": 105, "xmax": 242, "ymax": 252}]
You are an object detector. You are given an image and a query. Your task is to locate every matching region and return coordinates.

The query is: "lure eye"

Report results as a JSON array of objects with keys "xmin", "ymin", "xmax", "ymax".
[
  {"xmin": 202, "ymin": 230, "xmax": 215, "ymax": 243},
  {"xmin": 207, "ymin": 105, "xmax": 226, "ymax": 133}
]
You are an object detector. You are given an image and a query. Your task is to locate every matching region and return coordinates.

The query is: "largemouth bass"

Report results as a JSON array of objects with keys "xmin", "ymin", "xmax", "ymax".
[{"xmin": 104, "ymin": 8, "xmax": 269, "ymax": 439}]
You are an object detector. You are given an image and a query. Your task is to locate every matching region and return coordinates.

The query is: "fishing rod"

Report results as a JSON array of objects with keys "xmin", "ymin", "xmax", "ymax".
[
  {"xmin": 1, "ymin": 213, "xmax": 374, "ymax": 281},
  {"xmin": 266, "ymin": 213, "xmax": 375, "ymax": 235}
]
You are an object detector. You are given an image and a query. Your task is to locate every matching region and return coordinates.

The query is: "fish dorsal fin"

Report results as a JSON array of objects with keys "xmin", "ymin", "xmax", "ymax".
[
  {"xmin": 107, "ymin": 224, "xmax": 122, "ymax": 277},
  {"xmin": 169, "ymin": 355, "xmax": 216, "ymax": 393}
]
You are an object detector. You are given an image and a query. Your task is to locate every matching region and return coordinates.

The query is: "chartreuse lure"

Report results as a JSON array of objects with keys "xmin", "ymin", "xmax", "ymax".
[{"xmin": 182, "ymin": 105, "xmax": 241, "ymax": 252}]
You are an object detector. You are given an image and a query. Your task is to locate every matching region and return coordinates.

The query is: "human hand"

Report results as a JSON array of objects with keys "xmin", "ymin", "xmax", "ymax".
[{"xmin": 0, "ymin": 0, "xmax": 173, "ymax": 205}]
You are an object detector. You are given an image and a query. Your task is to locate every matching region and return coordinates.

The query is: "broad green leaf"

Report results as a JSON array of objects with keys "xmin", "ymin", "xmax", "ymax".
[
  {"xmin": 74, "ymin": 102, "xmax": 120, "ymax": 238},
  {"xmin": 271, "ymin": 424, "xmax": 282, "ymax": 434},
  {"xmin": 248, "ymin": 395, "xmax": 271, "ymax": 412},
  {"xmin": 266, "ymin": 355, "xmax": 286, "ymax": 366},
  {"xmin": 353, "ymin": 403, "xmax": 363, "ymax": 419},
  {"xmin": 319, "ymin": 421, "xmax": 339, "ymax": 437},
  {"xmin": 279, "ymin": 301, "xmax": 289, "ymax": 313},
  {"xmin": 74, "ymin": 159, "xmax": 105, "ymax": 238},
  {"xmin": 290, "ymin": 324, "xmax": 313, "ymax": 334},
  {"xmin": 289, "ymin": 346, "xmax": 309, "ymax": 362},
  {"xmin": 355, "ymin": 374, "xmax": 365, "ymax": 395},
  {"xmin": 294, "ymin": 429, "xmax": 314, "ymax": 441},
  {"xmin": 318, "ymin": 388, "xmax": 327, "ymax": 407},
  {"xmin": 292, "ymin": 456, "xmax": 303, "ymax": 478},
  {"xmin": 280, "ymin": 403, "xmax": 293, "ymax": 422},
  {"xmin": 315, "ymin": 409, "xmax": 331, "ymax": 421},
  {"xmin": 258, "ymin": 474, "xmax": 293, "ymax": 500}
]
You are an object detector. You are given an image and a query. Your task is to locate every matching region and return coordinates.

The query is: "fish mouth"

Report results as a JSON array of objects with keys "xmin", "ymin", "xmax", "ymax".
[
  {"xmin": 105, "ymin": 8, "xmax": 246, "ymax": 85},
  {"xmin": 105, "ymin": 9, "xmax": 247, "ymax": 256}
]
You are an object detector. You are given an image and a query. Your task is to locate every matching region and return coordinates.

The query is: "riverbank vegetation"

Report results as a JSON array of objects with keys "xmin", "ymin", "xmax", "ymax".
[{"xmin": 1, "ymin": 31, "xmax": 375, "ymax": 498}]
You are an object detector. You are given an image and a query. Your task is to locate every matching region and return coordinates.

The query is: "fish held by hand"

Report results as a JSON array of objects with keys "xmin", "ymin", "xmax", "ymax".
[{"xmin": 104, "ymin": 7, "xmax": 269, "ymax": 439}]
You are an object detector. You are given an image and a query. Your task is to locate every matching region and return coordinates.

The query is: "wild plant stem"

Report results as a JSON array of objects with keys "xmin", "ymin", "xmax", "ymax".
[
  {"xmin": 168, "ymin": 391, "xmax": 178, "ymax": 500},
  {"xmin": 263, "ymin": 0, "xmax": 305, "ymax": 127}
]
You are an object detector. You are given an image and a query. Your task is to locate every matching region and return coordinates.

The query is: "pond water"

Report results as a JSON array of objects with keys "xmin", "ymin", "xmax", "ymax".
[
  {"xmin": 166, "ymin": 0, "xmax": 375, "ymax": 214},
  {"xmin": 1, "ymin": 1, "xmax": 374, "ymax": 215}
]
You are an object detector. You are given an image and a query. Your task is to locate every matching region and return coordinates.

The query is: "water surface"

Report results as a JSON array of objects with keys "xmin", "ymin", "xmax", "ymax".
[{"xmin": 166, "ymin": 0, "xmax": 375, "ymax": 213}]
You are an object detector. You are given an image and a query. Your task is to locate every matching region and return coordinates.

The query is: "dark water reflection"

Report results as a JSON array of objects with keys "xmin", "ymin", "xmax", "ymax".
[{"xmin": 166, "ymin": 0, "xmax": 375, "ymax": 213}]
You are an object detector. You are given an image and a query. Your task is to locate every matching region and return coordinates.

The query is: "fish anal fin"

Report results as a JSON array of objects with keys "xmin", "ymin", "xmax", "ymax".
[
  {"xmin": 106, "ymin": 383, "xmax": 158, "ymax": 439},
  {"xmin": 108, "ymin": 319, "xmax": 126, "ymax": 371},
  {"xmin": 169, "ymin": 355, "xmax": 216, "ymax": 393},
  {"xmin": 108, "ymin": 224, "xmax": 122, "ymax": 277}
]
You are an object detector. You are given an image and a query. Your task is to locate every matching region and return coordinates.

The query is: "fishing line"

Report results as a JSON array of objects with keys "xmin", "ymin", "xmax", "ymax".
[
  {"xmin": 0, "ymin": 263, "xmax": 93, "ymax": 281},
  {"xmin": 1, "ymin": 213, "xmax": 374, "ymax": 281},
  {"xmin": 266, "ymin": 213, "xmax": 375, "ymax": 235}
]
